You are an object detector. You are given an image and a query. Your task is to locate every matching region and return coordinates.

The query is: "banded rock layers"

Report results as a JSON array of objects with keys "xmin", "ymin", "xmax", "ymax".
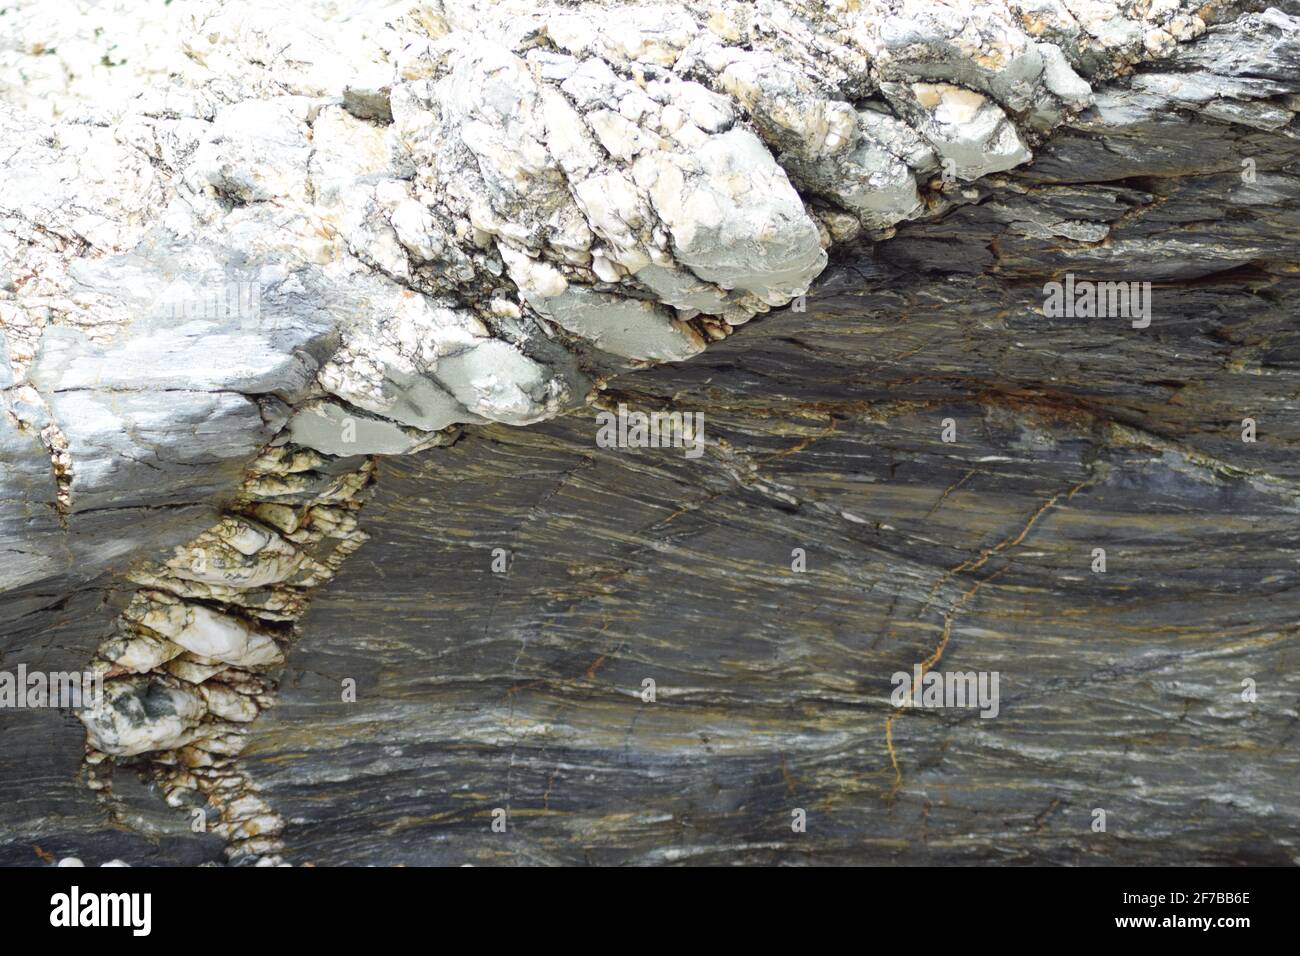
[{"xmin": 2, "ymin": 0, "xmax": 1299, "ymax": 865}]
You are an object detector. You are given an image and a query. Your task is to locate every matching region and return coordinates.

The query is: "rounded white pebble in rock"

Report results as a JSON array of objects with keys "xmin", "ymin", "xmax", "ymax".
[
  {"xmin": 101, "ymin": 859, "xmax": 131, "ymax": 867},
  {"xmin": 57, "ymin": 857, "xmax": 85, "ymax": 867}
]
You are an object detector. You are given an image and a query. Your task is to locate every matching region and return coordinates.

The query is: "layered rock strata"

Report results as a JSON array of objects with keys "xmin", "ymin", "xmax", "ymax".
[{"xmin": 2, "ymin": 1, "xmax": 1298, "ymax": 864}]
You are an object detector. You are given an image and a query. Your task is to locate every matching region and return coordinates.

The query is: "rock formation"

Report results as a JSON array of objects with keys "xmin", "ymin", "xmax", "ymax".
[{"xmin": 1, "ymin": 0, "xmax": 1298, "ymax": 865}]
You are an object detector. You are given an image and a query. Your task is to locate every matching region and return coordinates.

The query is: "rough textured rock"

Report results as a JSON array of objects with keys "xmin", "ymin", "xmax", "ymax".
[{"xmin": 2, "ymin": 0, "xmax": 1299, "ymax": 866}]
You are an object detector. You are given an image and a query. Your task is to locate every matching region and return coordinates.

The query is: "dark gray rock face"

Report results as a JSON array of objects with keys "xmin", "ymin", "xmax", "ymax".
[
  {"xmin": 245, "ymin": 272, "xmax": 1300, "ymax": 865},
  {"xmin": 233, "ymin": 12, "xmax": 1300, "ymax": 866},
  {"xmin": 0, "ymin": 589, "xmax": 226, "ymax": 867},
  {"xmin": 2, "ymin": 3, "xmax": 1300, "ymax": 866}
]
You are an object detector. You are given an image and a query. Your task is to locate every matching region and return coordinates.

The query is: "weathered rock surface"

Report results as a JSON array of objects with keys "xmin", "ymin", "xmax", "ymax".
[{"xmin": 2, "ymin": 0, "xmax": 1299, "ymax": 865}]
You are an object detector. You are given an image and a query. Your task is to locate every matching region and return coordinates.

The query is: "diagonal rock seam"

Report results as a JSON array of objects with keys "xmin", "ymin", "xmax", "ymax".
[
  {"xmin": 1, "ymin": 1, "xmax": 1295, "ymax": 862},
  {"xmin": 80, "ymin": 448, "xmax": 388, "ymax": 864}
]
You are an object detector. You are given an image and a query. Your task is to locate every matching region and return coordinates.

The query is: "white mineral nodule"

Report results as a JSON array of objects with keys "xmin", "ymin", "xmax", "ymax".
[
  {"xmin": 633, "ymin": 128, "xmax": 827, "ymax": 302},
  {"xmin": 124, "ymin": 598, "xmax": 284, "ymax": 669},
  {"xmin": 905, "ymin": 83, "xmax": 1033, "ymax": 181},
  {"xmin": 80, "ymin": 679, "xmax": 207, "ymax": 757}
]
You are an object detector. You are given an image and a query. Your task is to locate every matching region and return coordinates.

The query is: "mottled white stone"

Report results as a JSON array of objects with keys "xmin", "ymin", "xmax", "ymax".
[
  {"xmin": 904, "ymin": 83, "xmax": 1033, "ymax": 181},
  {"xmin": 125, "ymin": 600, "xmax": 284, "ymax": 669},
  {"xmin": 81, "ymin": 679, "xmax": 207, "ymax": 757},
  {"xmin": 632, "ymin": 129, "xmax": 826, "ymax": 303}
]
